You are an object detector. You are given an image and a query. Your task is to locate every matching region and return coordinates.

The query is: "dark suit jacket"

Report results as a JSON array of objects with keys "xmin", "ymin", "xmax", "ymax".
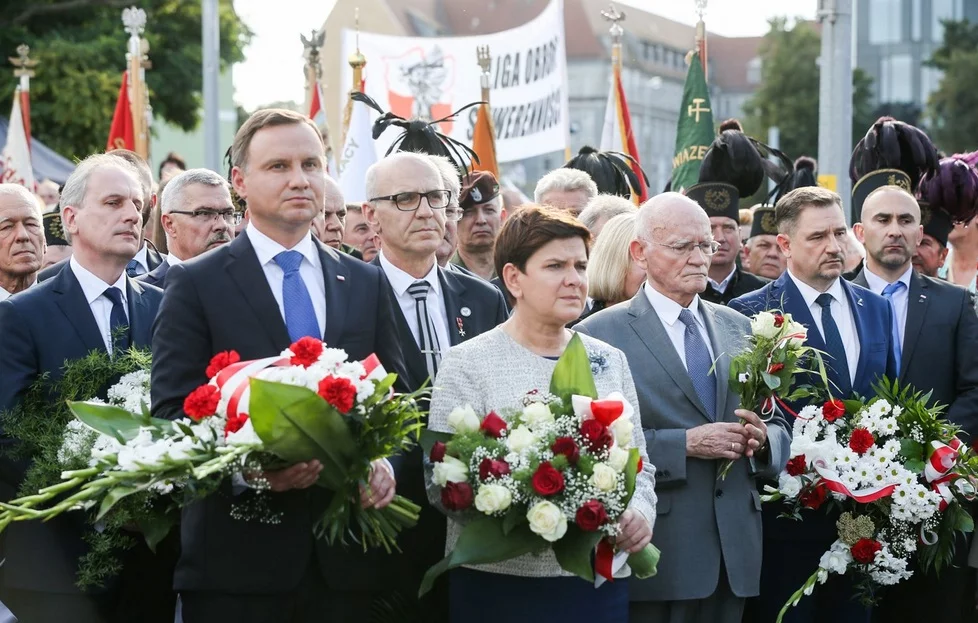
[
  {"xmin": 150, "ymin": 232, "xmax": 408, "ymax": 594},
  {"xmin": 0, "ymin": 266, "xmax": 162, "ymax": 594},
  {"xmin": 38, "ymin": 244, "xmax": 164, "ymax": 283},
  {"xmin": 851, "ymin": 268, "xmax": 978, "ymax": 438},
  {"xmin": 138, "ymin": 258, "xmax": 169, "ymax": 288},
  {"xmin": 700, "ymin": 266, "xmax": 770, "ymax": 306}
]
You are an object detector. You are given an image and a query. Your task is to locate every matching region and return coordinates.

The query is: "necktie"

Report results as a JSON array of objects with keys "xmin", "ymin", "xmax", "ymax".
[
  {"xmin": 273, "ymin": 251, "xmax": 321, "ymax": 342},
  {"xmin": 816, "ymin": 293, "xmax": 852, "ymax": 397},
  {"xmin": 102, "ymin": 286, "xmax": 130, "ymax": 353},
  {"xmin": 678, "ymin": 308, "xmax": 716, "ymax": 419},
  {"xmin": 126, "ymin": 259, "xmax": 142, "ymax": 278},
  {"xmin": 407, "ymin": 280, "xmax": 441, "ymax": 381},
  {"xmin": 881, "ymin": 281, "xmax": 906, "ymax": 368}
]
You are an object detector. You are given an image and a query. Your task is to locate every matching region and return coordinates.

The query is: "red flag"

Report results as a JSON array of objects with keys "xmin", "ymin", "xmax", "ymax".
[
  {"xmin": 309, "ymin": 80, "xmax": 338, "ymax": 177},
  {"xmin": 0, "ymin": 87, "xmax": 34, "ymax": 189},
  {"xmin": 471, "ymin": 103, "xmax": 499, "ymax": 179},
  {"xmin": 600, "ymin": 65, "xmax": 648, "ymax": 203},
  {"xmin": 107, "ymin": 71, "xmax": 135, "ymax": 151}
]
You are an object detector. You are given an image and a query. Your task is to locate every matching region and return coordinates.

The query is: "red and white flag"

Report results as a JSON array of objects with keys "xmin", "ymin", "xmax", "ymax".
[
  {"xmin": 337, "ymin": 97, "xmax": 378, "ymax": 204},
  {"xmin": 309, "ymin": 81, "xmax": 338, "ymax": 178},
  {"xmin": 600, "ymin": 65, "xmax": 647, "ymax": 203},
  {"xmin": 0, "ymin": 87, "xmax": 34, "ymax": 190}
]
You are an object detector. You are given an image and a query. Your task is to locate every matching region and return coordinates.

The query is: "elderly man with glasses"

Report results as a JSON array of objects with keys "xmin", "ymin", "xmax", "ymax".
[
  {"xmin": 139, "ymin": 168, "xmax": 236, "ymax": 288},
  {"xmin": 363, "ymin": 151, "xmax": 508, "ymax": 619}
]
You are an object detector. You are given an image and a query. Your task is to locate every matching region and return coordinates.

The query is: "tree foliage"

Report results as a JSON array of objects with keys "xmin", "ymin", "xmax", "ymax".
[
  {"xmin": 742, "ymin": 17, "xmax": 875, "ymax": 161},
  {"xmin": 0, "ymin": 0, "xmax": 251, "ymax": 161},
  {"xmin": 926, "ymin": 20, "xmax": 978, "ymax": 154}
]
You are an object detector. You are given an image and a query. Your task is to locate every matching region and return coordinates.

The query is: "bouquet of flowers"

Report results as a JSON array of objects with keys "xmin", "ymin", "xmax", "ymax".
[
  {"xmin": 0, "ymin": 337, "xmax": 426, "ymax": 561},
  {"xmin": 761, "ymin": 379, "xmax": 978, "ymax": 621},
  {"xmin": 719, "ymin": 310, "xmax": 827, "ymax": 479},
  {"xmin": 419, "ymin": 335, "xmax": 659, "ymax": 594}
]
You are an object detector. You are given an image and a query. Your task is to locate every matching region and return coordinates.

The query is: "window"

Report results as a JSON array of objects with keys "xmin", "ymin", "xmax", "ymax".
[
  {"xmin": 747, "ymin": 57, "xmax": 762, "ymax": 85},
  {"xmin": 932, "ymin": 0, "xmax": 962, "ymax": 42},
  {"xmin": 880, "ymin": 54, "xmax": 914, "ymax": 102},
  {"xmin": 911, "ymin": 0, "xmax": 922, "ymax": 41},
  {"xmin": 869, "ymin": 0, "xmax": 902, "ymax": 44}
]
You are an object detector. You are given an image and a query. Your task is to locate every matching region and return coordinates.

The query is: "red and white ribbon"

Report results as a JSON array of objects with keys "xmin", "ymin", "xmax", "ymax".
[
  {"xmin": 214, "ymin": 355, "xmax": 289, "ymax": 419},
  {"xmin": 812, "ymin": 459, "xmax": 897, "ymax": 503},
  {"xmin": 924, "ymin": 438, "xmax": 962, "ymax": 483}
]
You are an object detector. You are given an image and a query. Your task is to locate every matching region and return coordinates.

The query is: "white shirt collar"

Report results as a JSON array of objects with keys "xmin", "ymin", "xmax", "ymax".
[
  {"xmin": 378, "ymin": 249, "xmax": 441, "ymax": 298},
  {"xmin": 786, "ymin": 268, "xmax": 846, "ymax": 308},
  {"xmin": 0, "ymin": 286, "xmax": 11, "ymax": 301},
  {"xmin": 130, "ymin": 243, "xmax": 149, "ymax": 272},
  {"xmin": 247, "ymin": 222, "xmax": 318, "ymax": 268},
  {"xmin": 69, "ymin": 256, "xmax": 128, "ymax": 305},
  {"xmin": 166, "ymin": 253, "xmax": 184, "ymax": 267},
  {"xmin": 708, "ymin": 265, "xmax": 737, "ymax": 292},
  {"xmin": 643, "ymin": 281, "xmax": 702, "ymax": 327},
  {"xmin": 862, "ymin": 264, "xmax": 913, "ymax": 294}
]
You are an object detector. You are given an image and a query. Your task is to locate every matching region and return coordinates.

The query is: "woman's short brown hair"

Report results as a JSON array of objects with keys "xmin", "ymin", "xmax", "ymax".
[{"xmin": 494, "ymin": 204, "xmax": 591, "ymax": 306}]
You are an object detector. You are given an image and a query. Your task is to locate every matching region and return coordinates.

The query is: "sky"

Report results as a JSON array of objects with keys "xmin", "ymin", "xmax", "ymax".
[{"xmin": 231, "ymin": 0, "xmax": 818, "ymax": 111}]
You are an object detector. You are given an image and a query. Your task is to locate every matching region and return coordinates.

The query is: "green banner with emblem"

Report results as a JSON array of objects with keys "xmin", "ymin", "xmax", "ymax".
[{"xmin": 671, "ymin": 52, "xmax": 715, "ymax": 192}]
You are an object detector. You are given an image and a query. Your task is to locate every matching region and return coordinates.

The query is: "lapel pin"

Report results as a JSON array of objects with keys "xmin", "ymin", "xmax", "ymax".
[
  {"xmin": 456, "ymin": 317, "xmax": 466, "ymax": 338},
  {"xmin": 460, "ymin": 307, "xmax": 471, "ymax": 317},
  {"xmin": 919, "ymin": 294, "xmax": 927, "ymax": 302},
  {"xmin": 336, "ymin": 275, "xmax": 346, "ymax": 282},
  {"xmin": 857, "ymin": 298, "xmax": 864, "ymax": 307}
]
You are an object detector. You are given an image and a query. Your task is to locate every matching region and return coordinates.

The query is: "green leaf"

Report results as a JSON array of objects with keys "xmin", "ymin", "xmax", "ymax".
[
  {"xmin": 418, "ymin": 518, "xmax": 544, "ymax": 596},
  {"xmin": 68, "ymin": 401, "xmax": 152, "ymax": 443},
  {"xmin": 899, "ymin": 439, "xmax": 924, "ymax": 461},
  {"xmin": 96, "ymin": 485, "xmax": 143, "ymax": 520},
  {"xmin": 623, "ymin": 448, "xmax": 641, "ymax": 505},
  {"xmin": 419, "ymin": 429, "xmax": 453, "ymax": 456},
  {"xmin": 761, "ymin": 372, "xmax": 782, "ymax": 390},
  {"xmin": 905, "ymin": 459, "xmax": 925, "ymax": 474},
  {"xmin": 553, "ymin": 525, "xmax": 603, "ymax": 581},
  {"xmin": 550, "ymin": 334, "xmax": 597, "ymax": 399},
  {"xmin": 247, "ymin": 379, "xmax": 358, "ymax": 491},
  {"xmin": 627, "ymin": 543, "xmax": 660, "ymax": 579},
  {"xmin": 502, "ymin": 507, "xmax": 526, "ymax": 535},
  {"xmin": 137, "ymin": 512, "xmax": 177, "ymax": 552},
  {"xmin": 955, "ymin": 508, "xmax": 975, "ymax": 533}
]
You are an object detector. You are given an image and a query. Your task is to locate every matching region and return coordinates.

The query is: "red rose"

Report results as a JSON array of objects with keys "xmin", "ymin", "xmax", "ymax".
[
  {"xmin": 183, "ymin": 384, "xmax": 220, "ymax": 421},
  {"xmin": 850, "ymin": 538, "xmax": 883, "ymax": 564},
  {"xmin": 773, "ymin": 314, "xmax": 785, "ymax": 328},
  {"xmin": 224, "ymin": 412, "xmax": 249, "ymax": 437},
  {"xmin": 290, "ymin": 336, "xmax": 324, "ymax": 368},
  {"xmin": 441, "ymin": 481, "xmax": 474, "ymax": 511},
  {"xmin": 531, "ymin": 461, "xmax": 565, "ymax": 496},
  {"xmin": 822, "ymin": 399, "xmax": 846, "ymax": 422},
  {"xmin": 480, "ymin": 411, "xmax": 508, "ymax": 438},
  {"xmin": 590, "ymin": 400, "xmax": 624, "ymax": 427},
  {"xmin": 206, "ymin": 350, "xmax": 240, "ymax": 379},
  {"xmin": 551, "ymin": 437, "xmax": 580, "ymax": 464},
  {"xmin": 575, "ymin": 499, "xmax": 609, "ymax": 532},
  {"xmin": 768, "ymin": 362, "xmax": 785, "ymax": 374},
  {"xmin": 318, "ymin": 375, "xmax": 356, "ymax": 413},
  {"xmin": 430, "ymin": 441, "xmax": 447, "ymax": 463},
  {"xmin": 799, "ymin": 481, "xmax": 828, "ymax": 509},
  {"xmin": 478, "ymin": 458, "xmax": 511, "ymax": 481},
  {"xmin": 580, "ymin": 419, "xmax": 613, "ymax": 453},
  {"xmin": 786, "ymin": 455, "xmax": 807, "ymax": 477},
  {"xmin": 849, "ymin": 428, "xmax": 875, "ymax": 455}
]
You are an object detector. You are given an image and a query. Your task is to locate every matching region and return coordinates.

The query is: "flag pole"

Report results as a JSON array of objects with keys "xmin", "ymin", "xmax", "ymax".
[
  {"xmin": 202, "ymin": 0, "xmax": 221, "ymax": 172},
  {"xmin": 301, "ymin": 28, "xmax": 337, "ymax": 172},
  {"xmin": 9, "ymin": 45, "xmax": 36, "ymax": 148},
  {"xmin": 694, "ymin": 0, "xmax": 708, "ymax": 80},
  {"xmin": 341, "ymin": 8, "xmax": 367, "ymax": 147},
  {"xmin": 122, "ymin": 6, "xmax": 151, "ymax": 160}
]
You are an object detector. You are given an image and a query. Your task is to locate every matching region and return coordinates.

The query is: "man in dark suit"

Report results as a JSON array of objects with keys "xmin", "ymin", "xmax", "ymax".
[
  {"xmin": 730, "ymin": 186, "xmax": 897, "ymax": 623},
  {"xmin": 138, "ymin": 168, "xmax": 235, "ymax": 288},
  {"xmin": 151, "ymin": 108, "xmax": 408, "ymax": 623},
  {"xmin": 851, "ymin": 186, "xmax": 978, "ymax": 621},
  {"xmin": 363, "ymin": 152, "xmax": 508, "ymax": 617},
  {"xmin": 0, "ymin": 154, "xmax": 164, "ymax": 622}
]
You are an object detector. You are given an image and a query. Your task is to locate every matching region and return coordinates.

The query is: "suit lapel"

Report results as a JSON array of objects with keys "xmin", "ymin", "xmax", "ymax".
[
  {"xmin": 700, "ymin": 302, "xmax": 730, "ymax": 422},
  {"xmin": 372, "ymin": 258, "xmax": 429, "ymax": 378},
  {"xmin": 628, "ymin": 293, "xmax": 713, "ymax": 422},
  {"xmin": 851, "ymin": 269, "xmax": 870, "ymax": 290},
  {"xmin": 439, "ymin": 268, "xmax": 466, "ymax": 347},
  {"xmin": 52, "ymin": 268, "xmax": 106, "ymax": 354},
  {"xmin": 901, "ymin": 272, "xmax": 928, "ymax": 381},
  {"xmin": 317, "ymin": 242, "xmax": 348, "ymax": 346},
  {"xmin": 842, "ymin": 280, "xmax": 871, "ymax": 386},
  {"xmin": 126, "ymin": 278, "xmax": 155, "ymax": 348},
  {"xmin": 225, "ymin": 233, "xmax": 291, "ymax": 347}
]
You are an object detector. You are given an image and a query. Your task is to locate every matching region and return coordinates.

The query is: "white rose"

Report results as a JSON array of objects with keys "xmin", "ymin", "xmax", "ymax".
[
  {"xmin": 447, "ymin": 405, "xmax": 481, "ymax": 433},
  {"xmin": 778, "ymin": 472, "xmax": 803, "ymax": 498},
  {"xmin": 787, "ymin": 321, "xmax": 808, "ymax": 347},
  {"xmin": 526, "ymin": 500, "xmax": 568, "ymax": 542},
  {"xmin": 522, "ymin": 402, "xmax": 554, "ymax": 431},
  {"xmin": 607, "ymin": 445, "xmax": 630, "ymax": 472},
  {"xmin": 506, "ymin": 425, "xmax": 537, "ymax": 453},
  {"xmin": 750, "ymin": 311, "xmax": 780, "ymax": 339},
  {"xmin": 610, "ymin": 416, "xmax": 635, "ymax": 447},
  {"xmin": 432, "ymin": 455, "xmax": 469, "ymax": 486},
  {"xmin": 590, "ymin": 463, "xmax": 619, "ymax": 492},
  {"xmin": 474, "ymin": 484, "xmax": 513, "ymax": 514}
]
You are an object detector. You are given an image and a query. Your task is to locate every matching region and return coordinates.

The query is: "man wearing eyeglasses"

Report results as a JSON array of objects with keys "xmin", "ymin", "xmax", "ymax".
[
  {"xmin": 139, "ymin": 169, "xmax": 235, "ymax": 288},
  {"xmin": 577, "ymin": 192, "xmax": 790, "ymax": 623},
  {"xmin": 363, "ymin": 152, "xmax": 508, "ymax": 619}
]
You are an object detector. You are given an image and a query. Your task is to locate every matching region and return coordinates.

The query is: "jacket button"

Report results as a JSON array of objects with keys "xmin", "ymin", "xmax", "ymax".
[{"xmin": 715, "ymin": 490, "xmax": 723, "ymax": 498}]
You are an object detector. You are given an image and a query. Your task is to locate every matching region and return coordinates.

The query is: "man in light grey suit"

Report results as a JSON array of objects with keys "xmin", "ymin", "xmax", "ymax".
[{"xmin": 577, "ymin": 193, "xmax": 791, "ymax": 623}]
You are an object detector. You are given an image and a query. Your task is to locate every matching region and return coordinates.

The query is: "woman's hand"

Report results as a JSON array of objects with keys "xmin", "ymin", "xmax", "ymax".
[{"xmin": 616, "ymin": 509, "xmax": 652, "ymax": 553}]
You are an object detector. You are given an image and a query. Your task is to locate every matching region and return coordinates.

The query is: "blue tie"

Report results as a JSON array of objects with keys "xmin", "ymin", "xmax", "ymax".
[
  {"xmin": 816, "ymin": 293, "xmax": 852, "ymax": 397},
  {"xmin": 273, "ymin": 251, "xmax": 321, "ymax": 342},
  {"xmin": 881, "ymin": 281, "xmax": 905, "ymax": 369},
  {"xmin": 102, "ymin": 286, "xmax": 130, "ymax": 353},
  {"xmin": 678, "ymin": 308, "xmax": 717, "ymax": 419},
  {"xmin": 126, "ymin": 259, "xmax": 142, "ymax": 278}
]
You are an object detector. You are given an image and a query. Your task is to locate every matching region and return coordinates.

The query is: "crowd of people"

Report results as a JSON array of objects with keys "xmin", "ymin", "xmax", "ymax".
[{"xmin": 0, "ymin": 103, "xmax": 977, "ymax": 623}]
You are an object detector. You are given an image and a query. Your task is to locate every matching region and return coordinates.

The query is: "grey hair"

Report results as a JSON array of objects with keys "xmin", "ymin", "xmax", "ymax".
[
  {"xmin": 426, "ymin": 155, "xmax": 462, "ymax": 206},
  {"xmin": 633, "ymin": 192, "xmax": 703, "ymax": 243},
  {"xmin": 533, "ymin": 168, "xmax": 598, "ymax": 203},
  {"xmin": 0, "ymin": 183, "xmax": 44, "ymax": 220},
  {"xmin": 364, "ymin": 152, "xmax": 448, "ymax": 204},
  {"xmin": 578, "ymin": 194, "xmax": 637, "ymax": 231},
  {"xmin": 60, "ymin": 153, "xmax": 141, "ymax": 244},
  {"xmin": 160, "ymin": 168, "xmax": 230, "ymax": 214}
]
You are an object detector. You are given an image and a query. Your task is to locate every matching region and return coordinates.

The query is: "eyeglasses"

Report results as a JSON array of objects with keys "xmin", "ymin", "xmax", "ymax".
[
  {"xmin": 170, "ymin": 209, "xmax": 241, "ymax": 226},
  {"xmin": 368, "ymin": 190, "xmax": 453, "ymax": 212},
  {"xmin": 650, "ymin": 240, "xmax": 721, "ymax": 257},
  {"xmin": 444, "ymin": 207, "xmax": 463, "ymax": 222}
]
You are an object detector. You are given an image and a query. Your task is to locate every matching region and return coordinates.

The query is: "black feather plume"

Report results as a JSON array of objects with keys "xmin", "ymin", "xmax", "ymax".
[
  {"xmin": 849, "ymin": 116, "xmax": 939, "ymax": 191},
  {"xmin": 698, "ymin": 130, "xmax": 766, "ymax": 197},
  {"xmin": 564, "ymin": 146, "xmax": 650, "ymax": 199}
]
